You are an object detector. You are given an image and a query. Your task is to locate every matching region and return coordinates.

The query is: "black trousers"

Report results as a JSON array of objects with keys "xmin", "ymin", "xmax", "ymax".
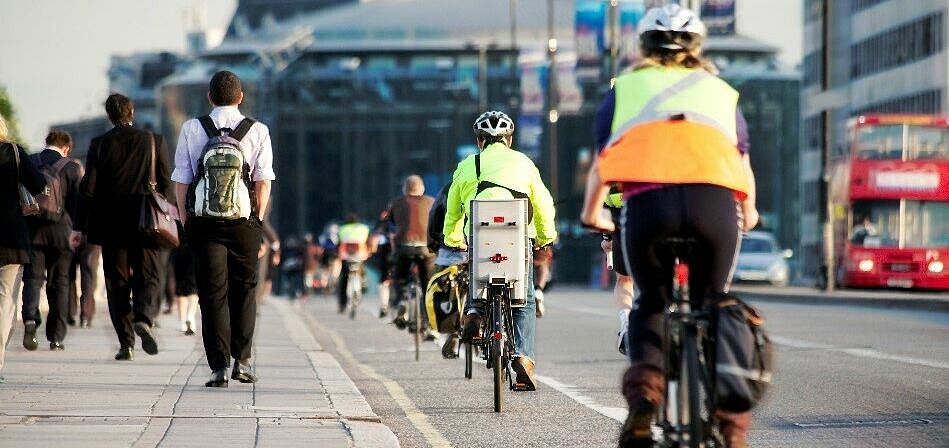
[
  {"xmin": 102, "ymin": 243, "xmax": 168, "ymax": 349},
  {"xmin": 22, "ymin": 244, "xmax": 73, "ymax": 342},
  {"xmin": 621, "ymin": 184, "xmax": 741, "ymax": 371},
  {"xmin": 187, "ymin": 218, "xmax": 262, "ymax": 370},
  {"xmin": 68, "ymin": 243, "xmax": 101, "ymax": 322},
  {"xmin": 391, "ymin": 245, "xmax": 434, "ymax": 306}
]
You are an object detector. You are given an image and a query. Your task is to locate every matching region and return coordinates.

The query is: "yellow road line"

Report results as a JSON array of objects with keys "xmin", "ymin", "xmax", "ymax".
[{"xmin": 303, "ymin": 312, "xmax": 454, "ymax": 448}]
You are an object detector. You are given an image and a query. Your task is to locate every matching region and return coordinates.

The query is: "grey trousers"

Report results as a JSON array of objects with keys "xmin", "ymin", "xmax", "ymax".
[{"xmin": 0, "ymin": 264, "xmax": 24, "ymax": 374}]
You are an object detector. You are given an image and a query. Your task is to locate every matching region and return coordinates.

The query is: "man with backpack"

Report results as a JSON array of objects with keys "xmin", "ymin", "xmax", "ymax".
[
  {"xmin": 172, "ymin": 71, "xmax": 275, "ymax": 388},
  {"xmin": 21, "ymin": 130, "xmax": 83, "ymax": 351}
]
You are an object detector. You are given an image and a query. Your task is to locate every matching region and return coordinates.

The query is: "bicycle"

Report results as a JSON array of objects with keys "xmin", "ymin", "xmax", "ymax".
[
  {"xmin": 655, "ymin": 237, "xmax": 724, "ymax": 448},
  {"xmin": 467, "ymin": 274, "xmax": 521, "ymax": 413},
  {"xmin": 401, "ymin": 267, "xmax": 422, "ymax": 361}
]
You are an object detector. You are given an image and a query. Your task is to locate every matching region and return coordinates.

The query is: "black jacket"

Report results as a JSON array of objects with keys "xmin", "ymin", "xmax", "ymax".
[
  {"xmin": 0, "ymin": 142, "xmax": 47, "ymax": 265},
  {"xmin": 27, "ymin": 148, "xmax": 83, "ymax": 250},
  {"xmin": 427, "ymin": 182, "xmax": 452, "ymax": 252},
  {"xmin": 75, "ymin": 125, "xmax": 173, "ymax": 246}
]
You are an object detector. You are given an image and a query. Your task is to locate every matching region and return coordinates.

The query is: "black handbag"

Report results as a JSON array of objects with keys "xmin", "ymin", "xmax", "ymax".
[
  {"xmin": 138, "ymin": 134, "xmax": 180, "ymax": 249},
  {"xmin": 715, "ymin": 296, "xmax": 774, "ymax": 412},
  {"xmin": 10, "ymin": 143, "xmax": 40, "ymax": 216}
]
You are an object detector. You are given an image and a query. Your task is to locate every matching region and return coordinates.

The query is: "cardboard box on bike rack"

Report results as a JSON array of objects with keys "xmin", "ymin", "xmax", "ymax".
[{"xmin": 469, "ymin": 199, "xmax": 530, "ymax": 307}]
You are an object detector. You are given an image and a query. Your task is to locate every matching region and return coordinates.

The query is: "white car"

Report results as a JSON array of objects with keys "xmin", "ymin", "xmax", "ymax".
[{"xmin": 733, "ymin": 231, "xmax": 792, "ymax": 287}]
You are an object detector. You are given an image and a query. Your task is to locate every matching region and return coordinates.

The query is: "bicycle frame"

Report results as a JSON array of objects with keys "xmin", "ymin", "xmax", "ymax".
[
  {"xmin": 657, "ymin": 249, "xmax": 723, "ymax": 448},
  {"xmin": 476, "ymin": 277, "xmax": 518, "ymax": 412}
]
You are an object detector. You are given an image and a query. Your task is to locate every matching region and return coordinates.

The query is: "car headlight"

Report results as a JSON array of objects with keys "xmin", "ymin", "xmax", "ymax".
[
  {"xmin": 858, "ymin": 259, "xmax": 874, "ymax": 272},
  {"xmin": 929, "ymin": 260, "xmax": 944, "ymax": 274}
]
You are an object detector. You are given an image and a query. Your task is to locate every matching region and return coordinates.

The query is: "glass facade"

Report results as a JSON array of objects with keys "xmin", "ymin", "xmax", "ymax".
[{"xmin": 850, "ymin": 13, "xmax": 945, "ymax": 79}]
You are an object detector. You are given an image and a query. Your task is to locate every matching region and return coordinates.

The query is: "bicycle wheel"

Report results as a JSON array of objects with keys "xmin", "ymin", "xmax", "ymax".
[
  {"xmin": 681, "ymin": 327, "xmax": 705, "ymax": 448},
  {"xmin": 464, "ymin": 341, "xmax": 473, "ymax": 379},
  {"xmin": 491, "ymin": 299, "xmax": 504, "ymax": 413},
  {"xmin": 412, "ymin": 286, "xmax": 421, "ymax": 361}
]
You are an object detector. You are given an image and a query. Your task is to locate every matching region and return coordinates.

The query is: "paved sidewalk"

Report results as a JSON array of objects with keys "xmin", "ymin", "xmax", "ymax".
[{"xmin": 0, "ymin": 297, "xmax": 399, "ymax": 447}]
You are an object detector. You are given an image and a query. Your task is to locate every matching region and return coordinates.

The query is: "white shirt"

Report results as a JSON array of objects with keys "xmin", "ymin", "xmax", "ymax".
[{"xmin": 171, "ymin": 105, "xmax": 276, "ymax": 184}]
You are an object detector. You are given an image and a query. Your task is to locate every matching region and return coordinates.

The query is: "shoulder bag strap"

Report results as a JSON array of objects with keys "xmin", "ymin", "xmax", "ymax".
[
  {"xmin": 148, "ymin": 134, "xmax": 157, "ymax": 192},
  {"xmin": 10, "ymin": 143, "xmax": 21, "ymax": 182}
]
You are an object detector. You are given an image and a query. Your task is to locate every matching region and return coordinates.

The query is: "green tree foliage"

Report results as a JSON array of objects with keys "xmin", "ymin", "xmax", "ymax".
[{"xmin": 0, "ymin": 84, "xmax": 23, "ymax": 143}]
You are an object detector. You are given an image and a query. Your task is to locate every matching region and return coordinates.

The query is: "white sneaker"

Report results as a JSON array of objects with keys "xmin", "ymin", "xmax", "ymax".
[
  {"xmin": 534, "ymin": 289, "xmax": 546, "ymax": 318},
  {"xmin": 617, "ymin": 309, "xmax": 630, "ymax": 355}
]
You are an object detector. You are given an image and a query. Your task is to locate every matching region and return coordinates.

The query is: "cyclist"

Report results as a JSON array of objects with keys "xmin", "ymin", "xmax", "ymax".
[
  {"xmin": 368, "ymin": 211, "xmax": 393, "ymax": 318},
  {"xmin": 336, "ymin": 214, "xmax": 371, "ymax": 314},
  {"xmin": 444, "ymin": 111, "xmax": 557, "ymax": 391},
  {"xmin": 580, "ymin": 5, "xmax": 758, "ymax": 447},
  {"xmin": 602, "ymin": 189, "xmax": 636, "ymax": 355},
  {"xmin": 385, "ymin": 175, "xmax": 436, "ymax": 339}
]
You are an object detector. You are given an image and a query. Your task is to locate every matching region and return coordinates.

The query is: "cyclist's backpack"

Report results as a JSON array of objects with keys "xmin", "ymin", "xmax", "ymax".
[
  {"xmin": 425, "ymin": 265, "xmax": 465, "ymax": 333},
  {"xmin": 715, "ymin": 296, "xmax": 774, "ymax": 412},
  {"xmin": 187, "ymin": 116, "xmax": 256, "ymax": 220},
  {"xmin": 32, "ymin": 157, "xmax": 74, "ymax": 222}
]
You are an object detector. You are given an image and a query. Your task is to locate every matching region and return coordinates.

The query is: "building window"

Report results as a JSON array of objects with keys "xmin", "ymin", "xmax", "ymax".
[
  {"xmin": 803, "ymin": 51, "xmax": 822, "ymax": 86},
  {"xmin": 803, "ymin": 115, "xmax": 824, "ymax": 148},
  {"xmin": 851, "ymin": 0, "xmax": 888, "ymax": 12},
  {"xmin": 851, "ymin": 13, "xmax": 945, "ymax": 79},
  {"xmin": 852, "ymin": 89, "xmax": 944, "ymax": 116}
]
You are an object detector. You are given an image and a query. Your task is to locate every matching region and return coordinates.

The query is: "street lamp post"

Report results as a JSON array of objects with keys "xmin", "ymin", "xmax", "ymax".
[{"xmin": 546, "ymin": 0, "xmax": 559, "ymax": 198}]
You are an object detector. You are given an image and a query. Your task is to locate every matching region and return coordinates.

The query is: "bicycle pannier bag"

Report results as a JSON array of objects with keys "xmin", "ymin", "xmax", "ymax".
[
  {"xmin": 425, "ymin": 265, "xmax": 464, "ymax": 333},
  {"xmin": 715, "ymin": 296, "xmax": 774, "ymax": 412},
  {"xmin": 187, "ymin": 116, "xmax": 255, "ymax": 220}
]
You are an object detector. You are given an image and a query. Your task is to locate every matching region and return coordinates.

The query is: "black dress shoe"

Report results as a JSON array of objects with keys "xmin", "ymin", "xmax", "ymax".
[
  {"xmin": 50, "ymin": 341, "xmax": 65, "ymax": 351},
  {"xmin": 205, "ymin": 369, "xmax": 228, "ymax": 388},
  {"xmin": 23, "ymin": 321, "xmax": 38, "ymax": 351},
  {"xmin": 133, "ymin": 322, "xmax": 159, "ymax": 355},
  {"xmin": 67, "ymin": 317, "xmax": 77, "ymax": 326},
  {"xmin": 115, "ymin": 347, "xmax": 134, "ymax": 361},
  {"xmin": 232, "ymin": 361, "xmax": 258, "ymax": 383},
  {"xmin": 79, "ymin": 319, "xmax": 91, "ymax": 329}
]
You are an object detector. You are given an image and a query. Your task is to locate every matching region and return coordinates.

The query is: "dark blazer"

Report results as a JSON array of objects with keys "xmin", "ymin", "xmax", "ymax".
[
  {"xmin": 75, "ymin": 124, "xmax": 173, "ymax": 246},
  {"xmin": 0, "ymin": 142, "xmax": 47, "ymax": 265},
  {"xmin": 27, "ymin": 148, "xmax": 83, "ymax": 250}
]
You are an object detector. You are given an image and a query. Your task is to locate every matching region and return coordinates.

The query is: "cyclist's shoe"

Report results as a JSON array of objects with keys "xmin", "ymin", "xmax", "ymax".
[
  {"xmin": 378, "ymin": 307, "xmax": 388, "ymax": 319},
  {"xmin": 620, "ymin": 364, "xmax": 663, "ymax": 447},
  {"xmin": 511, "ymin": 356, "xmax": 538, "ymax": 391},
  {"xmin": 460, "ymin": 314, "xmax": 482, "ymax": 342},
  {"xmin": 441, "ymin": 334, "xmax": 460, "ymax": 359},
  {"xmin": 716, "ymin": 410, "xmax": 751, "ymax": 448},
  {"xmin": 534, "ymin": 289, "xmax": 546, "ymax": 318}
]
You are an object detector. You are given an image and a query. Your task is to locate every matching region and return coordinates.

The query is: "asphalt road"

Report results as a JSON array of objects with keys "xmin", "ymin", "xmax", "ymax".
[{"xmin": 300, "ymin": 287, "xmax": 949, "ymax": 448}]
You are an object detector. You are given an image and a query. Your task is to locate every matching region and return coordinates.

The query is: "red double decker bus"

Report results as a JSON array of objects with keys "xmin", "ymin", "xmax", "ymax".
[{"xmin": 828, "ymin": 114, "xmax": 949, "ymax": 290}]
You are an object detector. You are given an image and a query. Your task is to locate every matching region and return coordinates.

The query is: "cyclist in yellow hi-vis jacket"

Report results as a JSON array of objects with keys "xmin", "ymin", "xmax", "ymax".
[{"xmin": 442, "ymin": 111, "xmax": 557, "ymax": 391}]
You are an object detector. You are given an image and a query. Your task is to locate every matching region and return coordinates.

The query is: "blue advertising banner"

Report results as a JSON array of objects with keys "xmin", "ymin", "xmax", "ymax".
[
  {"xmin": 575, "ymin": 0, "xmax": 606, "ymax": 65},
  {"xmin": 619, "ymin": 1, "xmax": 646, "ymax": 67},
  {"xmin": 701, "ymin": 0, "xmax": 736, "ymax": 36}
]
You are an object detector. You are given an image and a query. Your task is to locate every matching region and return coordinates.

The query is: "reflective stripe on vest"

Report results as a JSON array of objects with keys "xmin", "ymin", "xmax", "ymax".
[{"xmin": 599, "ymin": 66, "xmax": 749, "ymax": 199}]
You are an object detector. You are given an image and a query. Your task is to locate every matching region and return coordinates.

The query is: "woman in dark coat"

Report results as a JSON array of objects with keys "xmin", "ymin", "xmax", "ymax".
[{"xmin": 0, "ymin": 113, "xmax": 46, "ymax": 382}]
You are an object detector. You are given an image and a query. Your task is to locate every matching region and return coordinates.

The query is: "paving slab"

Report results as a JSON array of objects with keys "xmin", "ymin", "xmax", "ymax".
[{"xmin": 0, "ymin": 296, "xmax": 398, "ymax": 447}]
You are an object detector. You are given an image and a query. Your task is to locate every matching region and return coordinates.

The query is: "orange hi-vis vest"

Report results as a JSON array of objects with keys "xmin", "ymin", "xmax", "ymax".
[{"xmin": 597, "ymin": 66, "xmax": 750, "ymax": 200}]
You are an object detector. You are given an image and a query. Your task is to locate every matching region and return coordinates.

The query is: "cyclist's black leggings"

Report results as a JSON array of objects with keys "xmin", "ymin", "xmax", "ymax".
[{"xmin": 620, "ymin": 184, "xmax": 741, "ymax": 370}]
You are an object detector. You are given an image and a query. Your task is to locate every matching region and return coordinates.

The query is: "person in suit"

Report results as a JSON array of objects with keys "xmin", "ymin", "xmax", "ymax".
[
  {"xmin": 74, "ymin": 93, "xmax": 174, "ymax": 361},
  {"xmin": 0, "ymin": 113, "xmax": 46, "ymax": 382},
  {"xmin": 20, "ymin": 130, "xmax": 83, "ymax": 351}
]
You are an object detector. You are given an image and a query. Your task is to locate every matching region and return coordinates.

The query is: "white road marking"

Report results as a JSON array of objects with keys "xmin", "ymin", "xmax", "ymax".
[
  {"xmin": 771, "ymin": 336, "xmax": 949, "ymax": 370},
  {"xmin": 535, "ymin": 375, "xmax": 628, "ymax": 423},
  {"xmin": 303, "ymin": 313, "xmax": 454, "ymax": 448}
]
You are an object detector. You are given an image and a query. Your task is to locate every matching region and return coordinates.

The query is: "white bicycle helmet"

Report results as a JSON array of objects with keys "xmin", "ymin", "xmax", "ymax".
[
  {"xmin": 638, "ymin": 5, "xmax": 707, "ymax": 50},
  {"xmin": 473, "ymin": 111, "xmax": 515, "ymax": 137}
]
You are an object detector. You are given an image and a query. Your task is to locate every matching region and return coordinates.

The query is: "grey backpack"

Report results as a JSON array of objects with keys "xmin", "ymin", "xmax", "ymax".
[{"xmin": 187, "ymin": 116, "xmax": 256, "ymax": 220}]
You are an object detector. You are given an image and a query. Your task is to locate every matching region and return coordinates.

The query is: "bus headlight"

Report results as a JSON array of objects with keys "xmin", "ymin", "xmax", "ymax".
[
  {"xmin": 928, "ymin": 260, "xmax": 944, "ymax": 274},
  {"xmin": 857, "ymin": 259, "xmax": 874, "ymax": 272}
]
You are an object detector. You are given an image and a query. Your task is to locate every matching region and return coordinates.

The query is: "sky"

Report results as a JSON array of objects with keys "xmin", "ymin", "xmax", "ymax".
[{"xmin": 0, "ymin": 0, "xmax": 802, "ymax": 147}]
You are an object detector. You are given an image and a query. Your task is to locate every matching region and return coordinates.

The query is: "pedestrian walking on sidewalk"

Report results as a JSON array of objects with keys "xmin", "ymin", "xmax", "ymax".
[
  {"xmin": 67, "ymin": 240, "xmax": 101, "ymax": 328},
  {"xmin": 0, "ymin": 113, "xmax": 47, "ymax": 381},
  {"xmin": 21, "ymin": 130, "xmax": 83, "ymax": 352},
  {"xmin": 172, "ymin": 71, "xmax": 275, "ymax": 388},
  {"xmin": 74, "ymin": 94, "xmax": 173, "ymax": 361}
]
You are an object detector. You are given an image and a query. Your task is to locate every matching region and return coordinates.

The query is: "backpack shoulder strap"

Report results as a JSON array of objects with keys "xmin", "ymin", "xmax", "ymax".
[
  {"xmin": 197, "ymin": 115, "xmax": 220, "ymax": 138},
  {"xmin": 230, "ymin": 118, "xmax": 256, "ymax": 142},
  {"xmin": 51, "ymin": 156, "xmax": 72, "ymax": 172}
]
